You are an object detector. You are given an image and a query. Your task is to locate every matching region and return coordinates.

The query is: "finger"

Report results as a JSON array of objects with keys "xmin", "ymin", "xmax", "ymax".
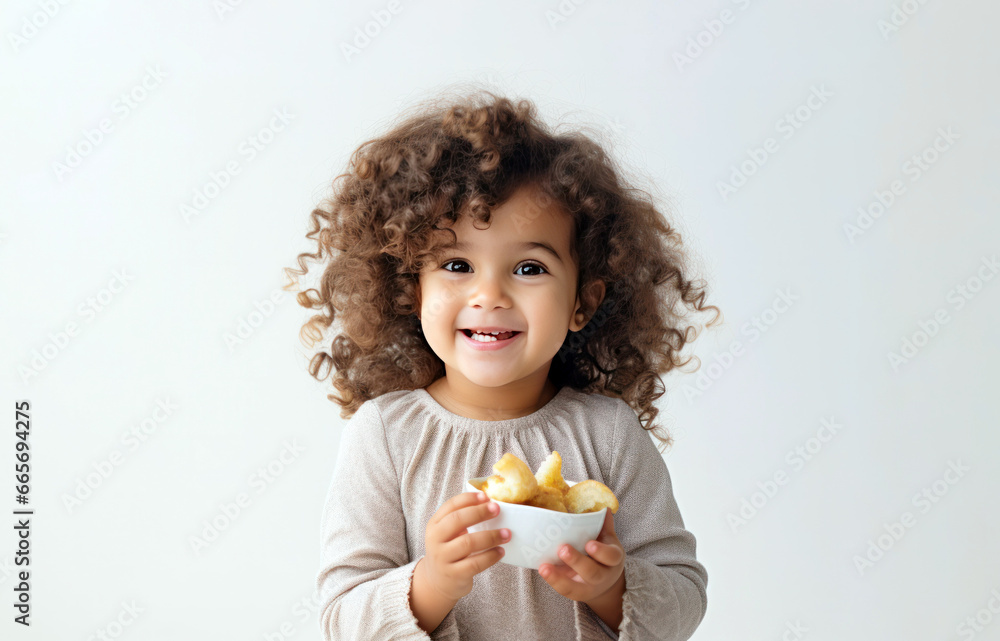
[
  {"xmin": 438, "ymin": 499, "xmax": 502, "ymax": 543},
  {"xmin": 543, "ymin": 562, "xmax": 587, "ymax": 584},
  {"xmin": 599, "ymin": 509, "xmax": 616, "ymax": 538},
  {"xmin": 554, "ymin": 543, "xmax": 604, "ymax": 585},
  {"xmin": 442, "ymin": 527, "xmax": 511, "ymax": 564},
  {"xmin": 539, "ymin": 562, "xmax": 587, "ymax": 597},
  {"xmin": 583, "ymin": 540, "xmax": 624, "ymax": 567},
  {"xmin": 431, "ymin": 491, "xmax": 487, "ymax": 527},
  {"xmin": 455, "ymin": 544, "xmax": 505, "ymax": 576},
  {"xmin": 594, "ymin": 511, "xmax": 621, "ymax": 551}
]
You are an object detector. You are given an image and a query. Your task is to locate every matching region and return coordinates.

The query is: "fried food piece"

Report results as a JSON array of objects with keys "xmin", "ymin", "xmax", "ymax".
[
  {"xmin": 524, "ymin": 485, "xmax": 568, "ymax": 512},
  {"xmin": 474, "ymin": 451, "xmax": 619, "ymax": 514},
  {"xmin": 565, "ymin": 480, "xmax": 619, "ymax": 515},
  {"xmin": 482, "ymin": 453, "xmax": 538, "ymax": 503},
  {"xmin": 534, "ymin": 451, "xmax": 570, "ymax": 496}
]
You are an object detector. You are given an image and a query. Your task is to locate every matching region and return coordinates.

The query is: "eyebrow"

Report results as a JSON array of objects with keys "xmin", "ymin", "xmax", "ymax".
[{"xmin": 445, "ymin": 240, "xmax": 564, "ymax": 264}]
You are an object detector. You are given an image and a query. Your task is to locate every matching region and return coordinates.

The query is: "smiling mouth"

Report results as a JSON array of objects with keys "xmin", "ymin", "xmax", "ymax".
[{"xmin": 461, "ymin": 329, "xmax": 521, "ymax": 342}]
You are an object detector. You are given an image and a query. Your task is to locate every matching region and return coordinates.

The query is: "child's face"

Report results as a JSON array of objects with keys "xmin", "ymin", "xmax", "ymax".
[{"xmin": 417, "ymin": 183, "xmax": 587, "ymax": 392}]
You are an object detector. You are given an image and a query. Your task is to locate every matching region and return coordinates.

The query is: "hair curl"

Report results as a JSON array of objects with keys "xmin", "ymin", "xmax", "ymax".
[{"xmin": 284, "ymin": 89, "xmax": 720, "ymax": 452}]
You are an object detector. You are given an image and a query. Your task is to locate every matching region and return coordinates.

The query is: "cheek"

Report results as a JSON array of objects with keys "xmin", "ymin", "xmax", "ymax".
[
  {"xmin": 533, "ymin": 287, "xmax": 573, "ymax": 315},
  {"xmin": 524, "ymin": 294, "xmax": 572, "ymax": 335},
  {"xmin": 421, "ymin": 287, "xmax": 461, "ymax": 330}
]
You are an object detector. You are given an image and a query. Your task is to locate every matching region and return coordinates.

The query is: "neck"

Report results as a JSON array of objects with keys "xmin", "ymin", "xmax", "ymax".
[{"xmin": 426, "ymin": 373, "xmax": 558, "ymax": 421}]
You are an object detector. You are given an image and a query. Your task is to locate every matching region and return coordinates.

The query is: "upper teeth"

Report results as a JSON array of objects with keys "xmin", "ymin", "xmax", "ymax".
[{"xmin": 469, "ymin": 330, "xmax": 509, "ymax": 342}]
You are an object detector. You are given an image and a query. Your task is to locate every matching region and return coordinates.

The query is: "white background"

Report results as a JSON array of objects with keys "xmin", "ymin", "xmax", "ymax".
[{"xmin": 2, "ymin": 1, "xmax": 998, "ymax": 639}]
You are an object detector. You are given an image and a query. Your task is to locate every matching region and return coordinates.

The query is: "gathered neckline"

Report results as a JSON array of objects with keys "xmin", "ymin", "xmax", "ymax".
[{"xmin": 412, "ymin": 385, "xmax": 575, "ymax": 433}]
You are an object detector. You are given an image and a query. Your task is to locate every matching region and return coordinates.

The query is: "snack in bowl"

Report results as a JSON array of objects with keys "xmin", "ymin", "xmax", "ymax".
[
  {"xmin": 534, "ymin": 451, "xmax": 570, "ymax": 496},
  {"xmin": 465, "ymin": 451, "xmax": 619, "ymax": 569},
  {"xmin": 481, "ymin": 453, "xmax": 538, "ymax": 503},
  {"xmin": 479, "ymin": 451, "xmax": 618, "ymax": 515},
  {"xmin": 524, "ymin": 485, "xmax": 568, "ymax": 512},
  {"xmin": 566, "ymin": 480, "xmax": 620, "ymax": 515}
]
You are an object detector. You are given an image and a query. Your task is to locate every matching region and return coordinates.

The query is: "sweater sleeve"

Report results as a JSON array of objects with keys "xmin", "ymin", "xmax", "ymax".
[
  {"xmin": 579, "ymin": 400, "xmax": 709, "ymax": 641},
  {"xmin": 316, "ymin": 400, "xmax": 461, "ymax": 640}
]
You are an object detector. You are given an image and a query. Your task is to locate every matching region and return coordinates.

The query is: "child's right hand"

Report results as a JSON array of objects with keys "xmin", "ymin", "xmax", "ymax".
[{"xmin": 421, "ymin": 490, "xmax": 511, "ymax": 601}]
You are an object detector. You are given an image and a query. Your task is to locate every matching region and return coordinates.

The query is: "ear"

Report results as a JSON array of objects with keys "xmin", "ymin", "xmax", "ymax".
[{"xmin": 569, "ymin": 279, "xmax": 606, "ymax": 332}]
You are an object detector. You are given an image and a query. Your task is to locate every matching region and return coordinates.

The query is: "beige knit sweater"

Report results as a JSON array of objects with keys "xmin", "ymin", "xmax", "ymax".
[{"xmin": 316, "ymin": 385, "xmax": 708, "ymax": 640}]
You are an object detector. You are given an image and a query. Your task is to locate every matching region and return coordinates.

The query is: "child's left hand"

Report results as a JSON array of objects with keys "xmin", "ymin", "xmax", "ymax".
[{"xmin": 538, "ymin": 509, "xmax": 625, "ymax": 603}]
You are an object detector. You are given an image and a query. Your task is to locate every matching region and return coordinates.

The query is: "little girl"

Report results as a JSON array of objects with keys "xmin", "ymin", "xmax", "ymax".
[{"xmin": 286, "ymin": 91, "xmax": 719, "ymax": 640}]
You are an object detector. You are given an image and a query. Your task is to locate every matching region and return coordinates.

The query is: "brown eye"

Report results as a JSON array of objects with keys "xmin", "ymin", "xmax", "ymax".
[
  {"xmin": 442, "ymin": 260, "xmax": 471, "ymax": 273},
  {"xmin": 515, "ymin": 262, "xmax": 547, "ymax": 276}
]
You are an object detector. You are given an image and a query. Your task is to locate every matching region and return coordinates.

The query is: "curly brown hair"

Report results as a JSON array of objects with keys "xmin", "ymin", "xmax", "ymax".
[{"xmin": 284, "ymin": 89, "xmax": 720, "ymax": 452}]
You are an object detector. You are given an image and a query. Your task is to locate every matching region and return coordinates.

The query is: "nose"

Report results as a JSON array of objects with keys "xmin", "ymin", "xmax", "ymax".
[{"xmin": 467, "ymin": 272, "xmax": 512, "ymax": 310}]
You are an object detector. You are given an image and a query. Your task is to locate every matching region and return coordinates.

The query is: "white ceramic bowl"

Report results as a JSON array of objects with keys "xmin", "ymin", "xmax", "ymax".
[{"xmin": 465, "ymin": 476, "xmax": 606, "ymax": 570}]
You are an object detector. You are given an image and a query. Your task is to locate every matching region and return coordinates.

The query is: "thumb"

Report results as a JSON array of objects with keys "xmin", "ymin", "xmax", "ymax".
[{"xmin": 600, "ymin": 509, "xmax": 616, "ymax": 539}]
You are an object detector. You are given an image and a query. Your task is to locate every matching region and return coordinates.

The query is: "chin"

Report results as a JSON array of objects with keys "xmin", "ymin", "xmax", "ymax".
[{"xmin": 463, "ymin": 374, "xmax": 515, "ymax": 389}]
